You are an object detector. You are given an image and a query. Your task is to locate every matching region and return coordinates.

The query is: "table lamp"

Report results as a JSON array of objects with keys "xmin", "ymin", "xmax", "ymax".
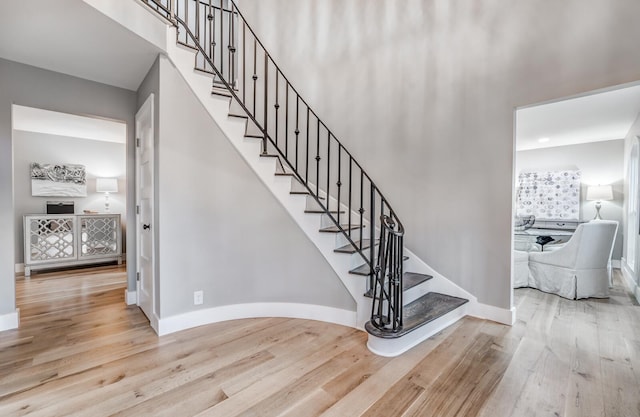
[
  {"xmin": 586, "ymin": 184, "xmax": 613, "ymax": 220},
  {"xmin": 96, "ymin": 178, "xmax": 118, "ymax": 212}
]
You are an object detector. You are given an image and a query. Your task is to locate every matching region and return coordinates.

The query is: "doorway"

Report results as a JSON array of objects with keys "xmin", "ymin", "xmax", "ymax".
[
  {"xmin": 12, "ymin": 105, "xmax": 129, "ymax": 307},
  {"xmin": 512, "ymin": 83, "xmax": 640, "ymax": 297}
]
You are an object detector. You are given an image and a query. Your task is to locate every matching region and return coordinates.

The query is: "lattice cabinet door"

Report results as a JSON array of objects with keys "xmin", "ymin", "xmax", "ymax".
[
  {"xmin": 78, "ymin": 215, "xmax": 121, "ymax": 259},
  {"xmin": 24, "ymin": 216, "xmax": 77, "ymax": 265}
]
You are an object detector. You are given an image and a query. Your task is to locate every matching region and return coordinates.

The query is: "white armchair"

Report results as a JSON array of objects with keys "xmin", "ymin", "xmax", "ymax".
[
  {"xmin": 514, "ymin": 250, "xmax": 530, "ymax": 288},
  {"xmin": 528, "ymin": 220, "xmax": 618, "ymax": 299}
]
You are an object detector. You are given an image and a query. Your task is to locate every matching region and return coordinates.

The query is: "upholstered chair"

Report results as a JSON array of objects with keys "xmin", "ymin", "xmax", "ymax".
[
  {"xmin": 513, "ymin": 250, "xmax": 530, "ymax": 288},
  {"xmin": 528, "ymin": 220, "xmax": 618, "ymax": 299}
]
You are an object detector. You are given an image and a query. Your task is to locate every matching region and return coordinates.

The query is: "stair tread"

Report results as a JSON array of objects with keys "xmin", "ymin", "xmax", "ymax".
[
  {"xmin": 211, "ymin": 85, "xmax": 238, "ymax": 97},
  {"xmin": 361, "ymin": 272, "xmax": 433, "ymax": 297},
  {"xmin": 349, "ymin": 256, "xmax": 409, "ymax": 275},
  {"xmin": 334, "ymin": 239, "xmax": 377, "ymax": 254},
  {"xmin": 403, "ymin": 272, "xmax": 433, "ymax": 291},
  {"xmin": 365, "ymin": 292, "xmax": 468, "ymax": 339},
  {"xmin": 319, "ymin": 224, "xmax": 363, "ymax": 233},
  {"xmin": 194, "ymin": 66, "xmax": 214, "ymax": 75},
  {"xmin": 305, "ymin": 209, "xmax": 346, "ymax": 214}
]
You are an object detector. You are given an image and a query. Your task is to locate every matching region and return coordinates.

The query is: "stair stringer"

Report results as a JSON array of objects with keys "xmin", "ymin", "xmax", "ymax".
[{"xmin": 164, "ymin": 29, "xmax": 372, "ymax": 329}]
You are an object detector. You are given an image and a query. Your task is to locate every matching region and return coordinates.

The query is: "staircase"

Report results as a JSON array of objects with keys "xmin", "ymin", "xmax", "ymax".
[{"xmin": 139, "ymin": 0, "xmax": 470, "ymax": 356}]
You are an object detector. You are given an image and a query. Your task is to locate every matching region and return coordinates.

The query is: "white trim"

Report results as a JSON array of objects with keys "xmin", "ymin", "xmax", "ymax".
[
  {"xmin": 14, "ymin": 263, "xmax": 24, "ymax": 274},
  {"xmin": 612, "ymin": 259, "xmax": 621, "ymax": 269},
  {"xmin": 621, "ymin": 260, "xmax": 640, "ymax": 304},
  {"xmin": 0, "ymin": 309, "xmax": 20, "ymax": 331},
  {"xmin": 156, "ymin": 303, "xmax": 357, "ymax": 336},
  {"xmin": 124, "ymin": 289, "xmax": 137, "ymax": 305},
  {"xmin": 469, "ymin": 302, "xmax": 516, "ymax": 325}
]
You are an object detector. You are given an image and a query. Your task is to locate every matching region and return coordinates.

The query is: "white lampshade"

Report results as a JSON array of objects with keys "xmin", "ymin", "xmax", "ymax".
[
  {"xmin": 96, "ymin": 178, "xmax": 118, "ymax": 193},
  {"xmin": 586, "ymin": 185, "xmax": 613, "ymax": 201}
]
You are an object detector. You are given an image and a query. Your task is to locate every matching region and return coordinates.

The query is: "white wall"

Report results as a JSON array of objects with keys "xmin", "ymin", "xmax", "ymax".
[
  {"xmin": 516, "ymin": 139, "xmax": 625, "ymax": 260},
  {"xmin": 12, "ymin": 130, "xmax": 126, "ymax": 265},
  {"xmin": 237, "ymin": 0, "xmax": 640, "ymax": 309},
  {"xmin": 0, "ymin": 57, "xmax": 138, "ymax": 321},
  {"xmin": 154, "ymin": 55, "xmax": 355, "ymax": 318}
]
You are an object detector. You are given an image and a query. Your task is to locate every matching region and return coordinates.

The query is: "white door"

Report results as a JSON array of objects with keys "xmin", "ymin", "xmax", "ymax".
[{"xmin": 135, "ymin": 94, "xmax": 155, "ymax": 321}]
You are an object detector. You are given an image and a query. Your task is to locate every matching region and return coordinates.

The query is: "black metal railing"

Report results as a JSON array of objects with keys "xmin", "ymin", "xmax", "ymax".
[
  {"xmin": 370, "ymin": 215, "xmax": 404, "ymax": 331},
  {"xmin": 141, "ymin": 0, "xmax": 405, "ymax": 333}
]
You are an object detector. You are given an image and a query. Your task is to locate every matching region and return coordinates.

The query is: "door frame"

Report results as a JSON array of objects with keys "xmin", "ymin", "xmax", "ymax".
[{"xmin": 135, "ymin": 93, "xmax": 156, "ymax": 329}]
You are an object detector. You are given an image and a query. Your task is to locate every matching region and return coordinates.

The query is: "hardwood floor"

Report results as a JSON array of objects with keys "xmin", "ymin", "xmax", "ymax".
[{"xmin": 1, "ymin": 266, "xmax": 639, "ymax": 416}]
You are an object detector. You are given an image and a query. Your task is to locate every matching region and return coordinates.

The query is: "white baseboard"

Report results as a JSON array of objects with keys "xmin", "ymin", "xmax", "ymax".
[
  {"xmin": 469, "ymin": 302, "xmax": 515, "ymax": 325},
  {"xmin": 15, "ymin": 263, "xmax": 24, "ymax": 274},
  {"xmin": 612, "ymin": 259, "xmax": 621, "ymax": 269},
  {"xmin": 124, "ymin": 289, "xmax": 137, "ymax": 305},
  {"xmin": 0, "ymin": 309, "xmax": 20, "ymax": 331},
  {"xmin": 156, "ymin": 303, "xmax": 357, "ymax": 336}
]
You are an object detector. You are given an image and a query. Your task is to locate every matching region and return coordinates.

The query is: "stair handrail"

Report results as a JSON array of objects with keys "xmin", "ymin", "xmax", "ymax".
[{"xmin": 141, "ymin": 0, "xmax": 406, "ymax": 332}]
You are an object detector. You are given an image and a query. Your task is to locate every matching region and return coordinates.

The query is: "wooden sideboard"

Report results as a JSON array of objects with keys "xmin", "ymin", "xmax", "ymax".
[{"xmin": 24, "ymin": 214, "xmax": 122, "ymax": 277}]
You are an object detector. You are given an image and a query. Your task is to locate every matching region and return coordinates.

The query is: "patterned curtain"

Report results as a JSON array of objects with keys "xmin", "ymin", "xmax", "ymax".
[{"xmin": 516, "ymin": 170, "xmax": 581, "ymax": 220}]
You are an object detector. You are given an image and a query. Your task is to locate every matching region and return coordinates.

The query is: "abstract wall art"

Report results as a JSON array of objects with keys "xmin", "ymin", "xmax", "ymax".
[
  {"xmin": 31, "ymin": 163, "xmax": 87, "ymax": 197},
  {"xmin": 516, "ymin": 170, "xmax": 581, "ymax": 220}
]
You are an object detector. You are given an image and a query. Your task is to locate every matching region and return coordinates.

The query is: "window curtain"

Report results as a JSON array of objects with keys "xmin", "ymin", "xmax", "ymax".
[{"xmin": 516, "ymin": 170, "xmax": 581, "ymax": 220}]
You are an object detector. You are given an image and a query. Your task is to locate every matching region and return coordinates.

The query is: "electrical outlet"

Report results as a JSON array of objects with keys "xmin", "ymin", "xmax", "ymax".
[{"xmin": 194, "ymin": 290, "xmax": 203, "ymax": 305}]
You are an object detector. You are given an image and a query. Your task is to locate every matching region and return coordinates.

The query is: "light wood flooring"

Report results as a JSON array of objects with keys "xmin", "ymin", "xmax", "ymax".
[{"xmin": 1, "ymin": 266, "xmax": 639, "ymax": 416}]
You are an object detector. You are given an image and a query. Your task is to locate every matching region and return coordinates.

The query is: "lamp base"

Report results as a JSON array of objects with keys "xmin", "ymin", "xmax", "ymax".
[{"xmin": 592, "ymin": 201, "xmax": 602, "ymax": 220}]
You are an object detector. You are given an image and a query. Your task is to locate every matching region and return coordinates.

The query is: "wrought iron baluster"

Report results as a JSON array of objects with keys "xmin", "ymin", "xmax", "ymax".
[
  {"xmin": 274, "ymin": 70, "xmax": 279, "ymax": 147},
  {"xmin": 370, "ymin": 184, "xmax": 376, "ymax": 292},
  {"xmin": 348, "ymin": 157, "xmax": 352, "ymax": 238},
  {"xmin": 285, "ymin": 85, "xmax": 289, "ymax": 159},
  {"xmin": 252, "ymin": 38, "xmax": 257, "ymax": 117},
  {"xmin": 295, "ymin": 95, "xmax": 299, "ymax": 171},
  {"xmin": 230, "ymin": 3, "xmax": 236, "ymax": 87},
  {"xmin": 219, "ymin": 1, "xmax": 223, "ymax": 80},
  {"xmin": 326, "ymin": 130, "xmax": 330, "ymax": 212},
  {"xmin": 242, "ymin": 21, "xmax": 245, "ymax": 103},
  {"xmin": 315, "ymin": 118, "xmax": 320, "ymax": 196},
  {"xmin": 262, "ymin": 52, "xmax": 268, "ymax": 155},
  {"xmin": 337, "ymin": 144, "xmax": 342, "ymax": 226},
  {"xmin": 305, "ymin": 107, "xmax": 310, "ymax": 183}
]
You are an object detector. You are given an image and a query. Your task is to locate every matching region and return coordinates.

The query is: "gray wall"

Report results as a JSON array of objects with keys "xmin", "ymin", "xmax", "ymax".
[
  {"xmin": 0, "ymin": 57, "xmax": 137, "ymax": 318},
  {"xmin": 516, "ymin": 140, "xmax": 625, "ymax": 260},
  {"xmin": 13, "ymin": 131, "xmax": 126, "ymax": 264},
  {"xmin": 155, "ymin": 55, "xmax": 355, "ymax": 317},
  {"xmin": 238, "ymin": 0, "xmax": 640, "ymax": 309}
]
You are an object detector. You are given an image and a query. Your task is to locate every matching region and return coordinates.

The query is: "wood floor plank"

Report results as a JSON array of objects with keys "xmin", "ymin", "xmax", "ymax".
[{"xmin": 2, "ymin": 267, "xmax": 639, "ymax": 417}]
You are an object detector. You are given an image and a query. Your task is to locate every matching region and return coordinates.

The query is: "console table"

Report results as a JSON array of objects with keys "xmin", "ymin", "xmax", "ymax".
[
  {"xmin": 514, "ymin": 219, "xmax": 582, "ymax": 251},
  {"xmin": 24, "ymin": 214, "xmax": 122, "ymax": 277}
]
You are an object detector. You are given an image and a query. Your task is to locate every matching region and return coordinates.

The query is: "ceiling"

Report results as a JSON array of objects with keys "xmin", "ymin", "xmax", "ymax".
[
  {"xmin": 13, "ymin": 105, "xmax": 126, "ymax": 143},
  {"xmin": 516, "ymin": 84, "xmax": 640, "ymax": 151},
  {"xmin": 0, "ymin": 0, "xmax": 161, "ymax": 91}
]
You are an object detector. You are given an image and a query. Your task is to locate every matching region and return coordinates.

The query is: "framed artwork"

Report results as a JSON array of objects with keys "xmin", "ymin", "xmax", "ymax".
[
  {"xmin": 516, "ymin": 170, "xmax": 581, "ymax": 220},
  {"xmin": 31, "ymin": 163, "xmax": 87, "ymax": 197}
]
